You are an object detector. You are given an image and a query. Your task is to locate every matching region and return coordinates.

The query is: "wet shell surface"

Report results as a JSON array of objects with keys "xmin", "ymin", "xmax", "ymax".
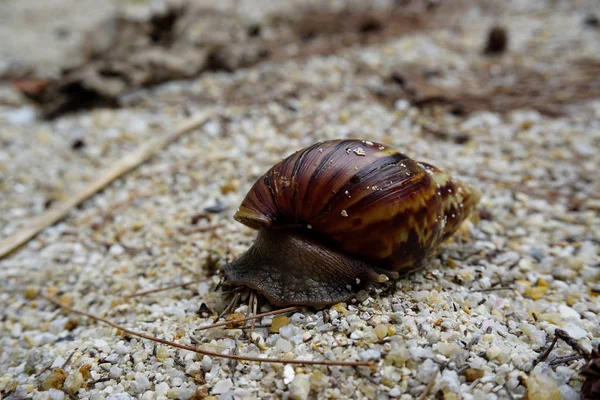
[{"xmin": 224, "ymin": 139, "xmax": 480, "ymax": 305}]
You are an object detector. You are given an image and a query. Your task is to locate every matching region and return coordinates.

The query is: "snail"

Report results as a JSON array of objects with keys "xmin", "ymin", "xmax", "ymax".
[{"xmin": 222, "ymin": 139, "xmax": 480, "ymax": 306}]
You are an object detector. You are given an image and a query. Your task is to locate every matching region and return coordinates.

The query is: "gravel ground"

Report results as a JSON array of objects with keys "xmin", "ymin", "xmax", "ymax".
[{"xmin": 1, "ymin": 1, "xmax": 599, "ymax": 400}]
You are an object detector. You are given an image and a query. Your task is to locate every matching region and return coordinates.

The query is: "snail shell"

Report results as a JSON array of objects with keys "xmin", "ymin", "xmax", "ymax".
[{"xmin": 223, "ymin": 139, "xmax": 480, "ymax": 306}]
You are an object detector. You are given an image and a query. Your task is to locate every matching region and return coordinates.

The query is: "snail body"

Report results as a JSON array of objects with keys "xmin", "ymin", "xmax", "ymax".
[{"xmin": 222, "ymin": 139, "xmax": 480, "ymax": 306}]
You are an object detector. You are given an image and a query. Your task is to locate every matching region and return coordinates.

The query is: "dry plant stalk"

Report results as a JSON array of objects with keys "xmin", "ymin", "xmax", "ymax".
[
  {"xmin": 194, "ymin": 306, "xmax": 301, "ymax": 332},
  {"xmin": 0, "ymin": 109, "xmax": 217, "ymax": 260},
  {"xmin": 42, "ymin": 293, "xmax": 371, "ymax": 367}
]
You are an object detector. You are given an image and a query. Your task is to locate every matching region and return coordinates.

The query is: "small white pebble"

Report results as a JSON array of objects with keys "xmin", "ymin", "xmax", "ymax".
[
  {"xmin": 486, "ymin": 346, "xmax": 502, "ymax": 360},
  {"xmin": 283, "ymin": 364, "xmax": 295, "ymax": 384},
  {"xmin": 359, "ymin": 349, "xmax": 381, "ymax": 361},
  {"xmin": 201, "ymin": 355, "xmax": 212, "ymax": 371},
  {"xmin": 51, "ymin": 356, "xmax": 65, "ymax": 369},
  {"xmin": 109, "ymin": 244, "xmax": 125, "ymax": 255},
  {"xmin": 48, "ymin": 388, "xmax": 66, "ymax": 400},
  {"xmin": 289, "ymin": 374, "xmax": 310, "ymax": 400},
  {"xmin": 562, "ymin": 323, "xmax": 587, "ymax": 340},
  {"xmin": 155, "ymin": 382, "xmax": 169, "ymax": 396},
  {"xmin": 558, "ymin": 384, "xmax": 580, "ymax": 400},
  {"xmin": 109, "ymin": 365, "xmax": 122, "ymax": 379},
  {"xmin": 64, "ymin": 370, "xmax": 84, "ymax": 393},
  {"xmin": 130, "ymin": 372, "xmax": 151, "ymax": 393},
  {"xmin": 558, "ymin": 305, "xmax": 580, "ymax": 320},
  {"xmin": 279, "ymin": 325, "xmax": 295, "ymax": 339},
  {"xmin": 212, "ymin": 379, "xmax": 233, "ymax": 394},
  {"xmin": 276, "ymin": 338, "xmax": 292, "ymax": 352},
  {"xmin": 107, "ymin": 394, "xmax": 132, "ymax": 400}
]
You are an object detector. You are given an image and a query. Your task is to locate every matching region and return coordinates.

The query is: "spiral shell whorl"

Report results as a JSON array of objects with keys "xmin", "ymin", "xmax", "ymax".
[{"xmin": 234, "ymin": 139, "xmax": 479, "ymax": 273}]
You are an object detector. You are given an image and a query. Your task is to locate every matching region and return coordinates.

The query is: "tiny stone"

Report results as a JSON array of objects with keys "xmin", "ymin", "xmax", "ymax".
[
  {"xmin": 283, "ymin": 364, "xmax": 296, "ymax": 385},
  {"xmin": 558, "ymin": 384, "xmax": 580, "ymax": 400},
  {"xmin": 24, "ymin": 286, "xmax": 39, "ymax": 300},
  {"xmin": 107, "ymin": 394, "xmax": 132, "ymax": 400},
  {"xmin": 71, "ymin": 138, "xmax": 86, "ymax": 150},
  {"xmin": 270, "ymin": 315, "xmax": 290, "ymax": 333},
  {"xmin": 562, "ymin": 323, "xmax": 587, "ymax": 340},
  {"xmin": 156, "ymin": 346, "xmax": 169, "ymax": 361},
  {"xmin": 434, "ymin": 342, "xmax": 461, "ymax": 357},
  {"xmin": 51, "ymin": 357, "xmax": 66, "ymax": 369},
  {"xmin": 310, "ymin": 370, "xmax": 328, "ymax": 391},
  {"xmin": 114, "ymin": 342, "xmax": 129, "ymax": 355},
  {"xmin": 558, "ymin": 305, "xmax": 580, "ymax": 320},
  {"xmin": 483, "ymin": 26, "xmax": 508, "ymax": 55},
  {"xmin": 279, "ymin": 325, "xmax": 295, "ymax": 339},
  {"xmin": 525, "ymin": 286, "xmax": 548, "ymax": 300},
  {"xmin": 486, "ymin": 345, "xmax": 502, "ymax": 361},
  {"xmin": 538, "ymin": 312, "xmax": 563, "ymax": 325},
  {"xmin": 381, "ymin": 377, "xmax": 395, "ymax": 388},
  {"xmin": 34, "ymin": 332, "xmax": 58, "ymax": 346},
  {"xmin": 79, "ymin": 364, "xmax": 92, "ymax": 380},
  {"xmin": 6, "ymin": 106, "xmax": 36, "ymax": 126},
  {"xmin": 64, "ymin": 371, "xmax": 84, "ymax": 394},
  {"xmin": 171, "ymin": 377, "xmax": 183, "ymax": 387},
  {"xmin": 439, "ymin": 369, "xmax": 461, "ymax": 397},
  {"xmin": 109, "ymin": 244, "xmax": 125, "ymax": 255},
  {"xmin": 356, "ymin": 290, "xmax": 368, "ymax": 303},
  {"xmin": 374, "ymin": 324, "xmax": 388, "ymax": 340},
  {"xmin": 359, "ymin": 349, "xmax": 381, "ymax": 361},
  {"xmin": 382, "ymin": 366, "xmax": 401, "ymax": 383},
  {"xmin": 225, "ymin": 312, "xmax": 246, "ymax": 328},
  {"xmin": 526, "ymin": 373, "xmax": 560, "ymax": 400},
  {"xmin": 289, "ymin": 374, "xmax": 310, "ymax": 400},
  {"xmin": 155, "ymin": 382, "xmax": 170, "ymax": 396},
  {"xmin": 464, "ymin": 368, "xmax": 484, "ymax": 382},
  {"xmin": 109, "ymin": 366, "xmax": 122, "ymax": 379},
  {"xmin": 131, "ymin": 373, "xmax": 151, "ymax": 394},
  {"xmin": 276, "ymin": 338, "xmax": 292, "ymax": 352},
  {"xmin": 350, "ymin": 330, "xmax": 364, "ymax": 340},
  {"xmin": 41, "ymin": 369, "xmax": 67, "ymax": 391},
  {"xmin": 211, "ymin": 379, "xmax": 233, "ymax": 395},
  {"xmin": 202, "ymin": 355, "xmax": 212, "ymax": 371},
  {"xmin": 48, "ymin": 388, "xmax": 66, "ymax": 400},
  {"xmin": 141, "ymin": 392, "xmax": 155, "ymax": 400},
  {"xmin": 360, "ymin": 384, "xmax": 377, "ymax": 399}
]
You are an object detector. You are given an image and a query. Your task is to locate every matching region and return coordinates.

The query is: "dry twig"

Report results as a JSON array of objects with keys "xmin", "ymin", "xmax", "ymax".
[
  {"xmin": 195, "ymin": 306, "xmax": 301, "ymax": 332},
  {"xmin": 42, "ymin": 293, "xmax": 369, "ymax": 367},
  {"xmin": 0, "ymin": 109, "xmax": 216, "ymax": 260}
]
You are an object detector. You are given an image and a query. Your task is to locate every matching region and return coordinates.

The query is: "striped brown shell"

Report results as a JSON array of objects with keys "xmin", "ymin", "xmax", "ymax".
[{"xmin": 234, "ymin": 139, "xmax": 480, "ymax": 273}]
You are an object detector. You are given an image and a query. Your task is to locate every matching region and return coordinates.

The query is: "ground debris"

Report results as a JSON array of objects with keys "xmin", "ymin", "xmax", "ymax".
[
  {"xmin": 377, "ymin": 59, "xmax": 600, "ymax": 117},
  {"xmin": 11, "ymin": 1, "xmax": 448, "ymax": 119}
]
